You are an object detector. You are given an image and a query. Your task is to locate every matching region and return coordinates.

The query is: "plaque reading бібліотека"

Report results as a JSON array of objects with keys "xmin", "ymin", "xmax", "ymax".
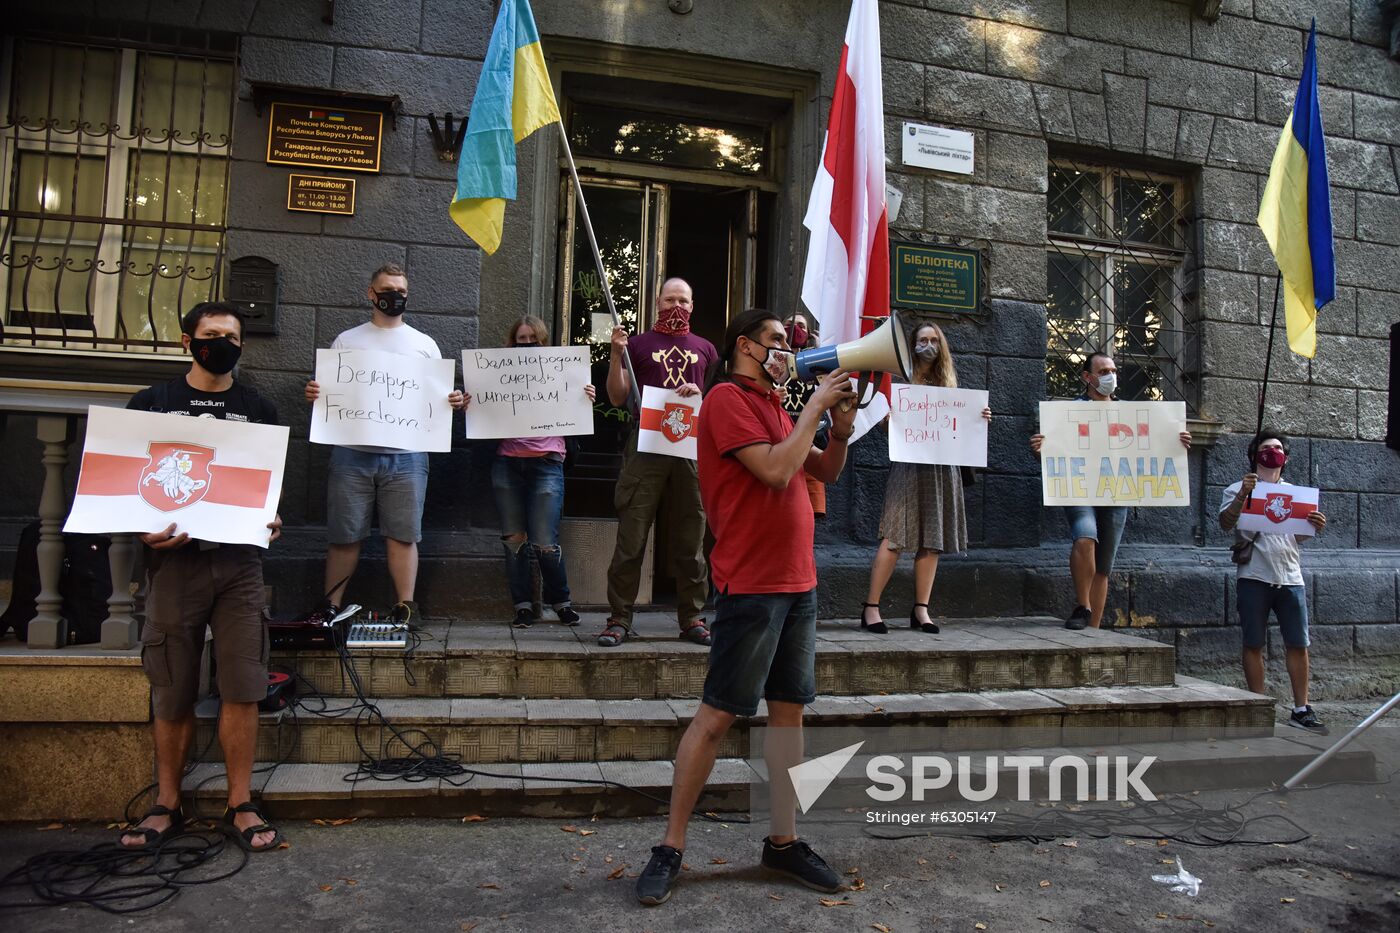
[
  {"xmin": 266, "ymin": 103, "xmax": 382, "ymax": 173},
  {"xmin": 891, "ymin": 242, "xmax": 982, "ymax": 314},
  {"xmin": 287, "ymin": 174, "xmax": 356, "ymax": 215}
]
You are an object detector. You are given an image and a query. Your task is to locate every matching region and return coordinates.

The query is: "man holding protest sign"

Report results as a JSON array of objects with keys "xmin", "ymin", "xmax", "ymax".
[
  {"xmin": 598, "ymin": 277, "xmax": 718, "ymax": 648},
  {"xmin": 119, "ymin": 301, "xmax": 285, "ymax": 853},
  {"xmin": 1030, "ymin": 352, "xmax": 1192, "ymax": 630},
  {"xmin": 304, "ymin": 263, "xmax": 466, "ymax": 629},
  {"xmin": 1218, "ymin": 430, "xmax": 1329, "ymax": 733}
]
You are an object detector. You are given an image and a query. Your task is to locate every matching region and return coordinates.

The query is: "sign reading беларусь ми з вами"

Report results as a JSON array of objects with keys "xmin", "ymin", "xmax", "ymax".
[
  {"xmin": 266, "ymin": 103, "xmax": 382, "ymax": 173},
  {"xmin": 891, "ymin": 242, "xmax": 981, "ymax": 314}
]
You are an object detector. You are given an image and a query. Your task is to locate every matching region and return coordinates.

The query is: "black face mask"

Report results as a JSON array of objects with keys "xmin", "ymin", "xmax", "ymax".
[
  {"xmin": 189, "ymin": 335, "xmax": 241, "ymax": 375},
  {"xmin": 374, "ymin": 291, "xmax": 408, "ymax": 316}
]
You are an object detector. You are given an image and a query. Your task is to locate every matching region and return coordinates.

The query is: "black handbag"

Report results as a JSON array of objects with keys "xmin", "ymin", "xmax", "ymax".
[{"xmin": 1230, "ymin": 532, "xmax": 1260, "ymax": 565}]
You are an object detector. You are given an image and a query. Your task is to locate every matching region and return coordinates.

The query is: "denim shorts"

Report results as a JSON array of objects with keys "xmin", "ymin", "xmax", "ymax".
[
  {"xmin": 1064, "ymin": 505, "xmax": 1129, "ymax": 575},
  {"xmin": 702, "ymin": 589, "xmax": 818, "ymax": 717},
  {"xmin": 1236, "ymin": 578, "xmax": 1309, "ymax": 649},
  {"xmin": 326, "ymin": 447, "xmax": 429, "ymax": 544}
]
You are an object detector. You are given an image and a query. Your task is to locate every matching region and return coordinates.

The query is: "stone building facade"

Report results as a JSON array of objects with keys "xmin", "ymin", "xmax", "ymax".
[{"xmin": 1, "ymin": 1, "xmax": 1397, "ymax": 688}]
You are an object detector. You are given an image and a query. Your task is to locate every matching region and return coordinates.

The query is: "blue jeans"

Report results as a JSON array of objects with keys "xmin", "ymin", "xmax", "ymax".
[
  {"xmin": 1064, "ymin": 505, "xmax": 1129, "ymax": 575},
  {"xmin": 491, "ymin": 456, "xmax": 571, "ymax": 609},
  {"xmin": 1236, "ymin": 578, "xmax": 1309, "ymax": 649},
  {"xmin": 702, "ymin": 589, "xmax": 818, "ymax": 717}
]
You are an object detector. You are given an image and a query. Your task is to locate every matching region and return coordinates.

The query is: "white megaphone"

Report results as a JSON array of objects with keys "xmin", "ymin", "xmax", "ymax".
[{"xmin": 786, "ymin": 308, "xmax": 913, "ymax": 386}]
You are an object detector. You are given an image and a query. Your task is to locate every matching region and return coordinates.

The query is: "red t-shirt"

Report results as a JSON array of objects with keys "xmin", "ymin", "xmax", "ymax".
[{"xmin": 697, "ymin": 376, "xmax": 816, "ymax": 594}]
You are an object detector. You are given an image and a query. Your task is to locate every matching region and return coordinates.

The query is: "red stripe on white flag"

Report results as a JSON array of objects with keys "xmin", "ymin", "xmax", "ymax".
[{"xmin": 800, "ymin": 0, "xmax": 890, "ymax": 441}]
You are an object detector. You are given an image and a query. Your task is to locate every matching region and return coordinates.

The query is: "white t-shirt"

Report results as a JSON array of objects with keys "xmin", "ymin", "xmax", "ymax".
[
  {"xmin": 329, "ymin": 320, "xmax": 444, "ymax": 453},
  {"xmin": 1220, "ymin": 481, "xmax": 1305, "ymax": 587}
]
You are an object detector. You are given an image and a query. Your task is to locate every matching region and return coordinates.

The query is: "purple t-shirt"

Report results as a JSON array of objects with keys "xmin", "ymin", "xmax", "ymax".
[{"xmin": 627, "ymin": 330, "xmax": 718, "ymax": 401}]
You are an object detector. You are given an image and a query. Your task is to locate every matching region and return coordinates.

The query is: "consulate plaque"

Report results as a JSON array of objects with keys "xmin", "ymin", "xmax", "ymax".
[
  {"xmin": 891, "ymin": 242, "xmax": 982, "ymax": 314},
  {"xmin": 287, "ymin": 174, "xmax": 356, "ymax": 215},
  {"xmin": 267, "ymin": 102, "xmax": 382, "ymax": 173}
]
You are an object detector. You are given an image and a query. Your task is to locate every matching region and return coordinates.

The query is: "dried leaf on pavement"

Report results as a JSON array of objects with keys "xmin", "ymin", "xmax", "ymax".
[
  {"xmin": 312, "ymin": 818, "xmax": 357, "ymax": 827},
  {"xmin": 579, "ymin": 829, "xmax": 596, "ymax": 836},
  {"xmin": 1039, "ymin": 880, "xmax": 1052, "ymax": 888},
  {"xmin": 917, "ymin": 857, "xmax": 929, "ymax": 866},
  {"xmin": 461, "ymin": 814, "xmax": 488, "ymax": 823},
  {"xmin": 37, "ymin": 823, "xmax": 64, "ymax": 831},
  {"xmin": 1060, "ymin": 840, "xmax": 1078, "ymax": 848},
  {"xmin": 318, "ymin": 885, "xmax": 334, "ymax": 892},
  {"xmin": 873, "ymin": 924, "xmax": 892, "ymax": 932},
  {"xmin": 710, "ymin": 857, "xmax": 729, "ymax": 864},
  {"xmin": 818, "ymin": 897, "xmax": 853, "ymax": 907},
  {"xmin": 460, "ymin": 923, "xmax": 477, "ymax": 932},
  {"xmin": 607, "ymin": 866, "xmax": 626, "ymax": 880},
  {"xmin": 1280, "ymin": 897, "xmax": 1296, "ymax": 904},
  {"xmin": 975, "ymin": 924, "xmax": 988, "ymax": 931},
  {"xmin": 560, "ymin": 825, "xmax": 578, "ymax": 833},
  {"xmin": 768, "ymin": 893, "xmax": 784, "ymax": 901},
  {"xmin": 478, "ymin": 883, "xmax": 499, "ymax": 890}
]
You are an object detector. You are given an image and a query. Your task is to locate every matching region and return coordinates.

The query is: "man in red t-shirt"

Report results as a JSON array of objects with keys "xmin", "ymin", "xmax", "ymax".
[{"xmin": 636, "ymin": 309, "xmax": 857, "ymax": 906}]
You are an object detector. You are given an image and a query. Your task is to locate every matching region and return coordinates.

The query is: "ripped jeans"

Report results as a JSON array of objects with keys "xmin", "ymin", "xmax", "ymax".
[{"xmin": 491, "ymin": 455, "xmax": 572, "ymax": 609}]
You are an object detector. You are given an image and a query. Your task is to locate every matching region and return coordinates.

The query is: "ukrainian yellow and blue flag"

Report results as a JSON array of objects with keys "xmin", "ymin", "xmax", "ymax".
[
  {"xmin": 450, "ymin": 0, "xmax": 560, "ymax": 255},
  {"xmin": 1256, "ymin": 21, "xmax": 1334, "ymax": 359}
]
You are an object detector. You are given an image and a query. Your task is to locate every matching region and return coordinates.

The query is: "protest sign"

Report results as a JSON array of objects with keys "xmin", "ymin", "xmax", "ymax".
[
  {"xmin": 889, "ymin": 385, "xmax": 989, "ymax": 467},
  {"xmin": 65, "ymin": 406, "xmax": 288, "ymax": 547},
  {"xmin": 1237, "ymin": 481, "xmax": 1320, "ymax": 537},
  {"xmin": 637, "ymin": 386, "xmax": 700, "ymax": 459},
  {"xmin": 311, "ymin": 348, "xmax": 455, "ymax": 452},
  {"xmin": 462, "ymin": 347, "xmax": 594, "ymax": 439},
  {"xmin": 1038, "ymin": 400, "xmax": 1190, "ymax": 507}
]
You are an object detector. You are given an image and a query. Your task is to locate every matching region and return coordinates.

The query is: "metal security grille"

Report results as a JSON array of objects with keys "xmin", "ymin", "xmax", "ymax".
[
  {"xmin": 1045, "ymin": 160, "xmax": 1199, "ymax": 412},
  {"xmin": 0, "ymin": 33, "xmax": 236, "ymax": 353}
]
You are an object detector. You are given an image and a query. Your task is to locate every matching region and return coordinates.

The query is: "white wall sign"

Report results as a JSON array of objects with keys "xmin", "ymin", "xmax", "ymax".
[
  {"xmin": 901, "ymin": 122, "xmax": 975, "ymax": 175},
  {"xmin": 462, "ymin": 346, "xmax": 594, "ymax": 439},
  {"xmin": 310, "ymin": 348, "xmax": 456, "ymax": 452},
  {"xmin": 889, "ymin": 385, "xmax": 989, "ymax": 467}
]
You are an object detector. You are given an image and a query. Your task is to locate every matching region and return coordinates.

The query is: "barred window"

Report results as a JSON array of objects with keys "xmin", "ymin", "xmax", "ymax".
[
  {"xmin": 1, "ymin": 36, "xmax": 235, "ymax": 353},
  {"xmin": 1045, "ymin": 160, "xmax": 1198, "ymax": 412}
]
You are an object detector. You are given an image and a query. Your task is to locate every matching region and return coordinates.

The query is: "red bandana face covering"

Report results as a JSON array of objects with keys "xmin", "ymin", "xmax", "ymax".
[{"xmin": 654, "ymin": 305, "xmax": 691, "ymax": 335}]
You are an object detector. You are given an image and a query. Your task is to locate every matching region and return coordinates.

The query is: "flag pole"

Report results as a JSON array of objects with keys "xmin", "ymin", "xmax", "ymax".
[
  {"xmin": 556, "ymin": 124, "xmax": 643, "ymax": 412},
  {"xmin": 1256, "ymin": 271, "xmax": 1282, "ymax": 436}
]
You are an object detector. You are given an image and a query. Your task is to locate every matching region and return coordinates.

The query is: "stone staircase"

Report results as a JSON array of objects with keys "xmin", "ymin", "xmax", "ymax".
[{"xmin": 182, "ymin": 614, "xmax": 1373, "ymax": 818}]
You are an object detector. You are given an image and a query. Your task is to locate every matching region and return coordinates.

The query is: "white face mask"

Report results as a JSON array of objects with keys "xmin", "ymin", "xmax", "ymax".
[
  {"xmin": 1095, "ymin": 372, "xmax": 1118, "ymax": 397},
  {"xmin": 748, "ymin": 340, "xmax": 793, "ymax": 385}
]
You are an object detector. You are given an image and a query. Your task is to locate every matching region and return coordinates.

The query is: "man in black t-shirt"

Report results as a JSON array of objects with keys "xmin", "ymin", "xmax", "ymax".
[{"xmin": 119, "ymin": 301, "xmax": 285, "ymax": 854}]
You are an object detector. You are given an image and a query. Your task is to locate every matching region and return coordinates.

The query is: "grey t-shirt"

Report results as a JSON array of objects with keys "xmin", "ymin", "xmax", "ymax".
[{"xmin": 1220, "ymin": 481, "xmax": 1305, "ymax": 586}]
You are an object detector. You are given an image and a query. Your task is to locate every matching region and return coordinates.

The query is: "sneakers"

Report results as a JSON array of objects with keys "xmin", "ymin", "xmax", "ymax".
[
  {"xmin": 1065, "ymin": 605, "xmax": 1091, "ymax": 630},
  {"xmin": 1288, "ymin": 705, "xmax": 1329, "ymax": 734},
  {"xmin": 389, "ymin": 600, "xmax": 419, "ymax": 630},
  {"xmin": 760, "ymin": 837, "xmax": 842, "ymax": 893},
  {"xmin": 556, "ymin": 606, "xmax": 581, "ymax": 626},
  {"xmin": 635, "ymin": 845, "xmax": 683, "ymax": 906},
  {"xmin": 512, "ymin": 608, "xmax": 535, "ymax": 629}
]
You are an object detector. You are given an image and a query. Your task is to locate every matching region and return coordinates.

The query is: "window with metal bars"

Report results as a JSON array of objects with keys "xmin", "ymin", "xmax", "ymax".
[
  {"xmin": 0, "ymin": 34, "xmax": 235, "ymax": 354},
  {"xmin": 1045, "ymin": 160, "xmax": 1199, "ymax": 413}
]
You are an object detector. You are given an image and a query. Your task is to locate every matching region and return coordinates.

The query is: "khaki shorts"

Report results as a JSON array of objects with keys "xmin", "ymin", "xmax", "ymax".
[{"xmin": 141, "ymin": 544, "xmax": 268, "ymax": 720}]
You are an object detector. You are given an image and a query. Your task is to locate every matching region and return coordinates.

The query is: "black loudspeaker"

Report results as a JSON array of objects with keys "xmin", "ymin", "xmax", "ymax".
[{"xmin": 1390, "ymin": 322, "xmax": 1400, "ymax": 452}]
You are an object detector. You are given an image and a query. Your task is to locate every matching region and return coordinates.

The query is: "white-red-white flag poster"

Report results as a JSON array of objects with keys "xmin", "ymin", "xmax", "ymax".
[
  {"xmin": 799, "ymin": 0, "xmax": 891, "ymax": 443},
  {"xmin": 64, "ymin": 406, "xmax": 289, "ymax": 547},
  {"xmin": 636, "ymin": 385, "xmax": 701, "ymax": 461}
]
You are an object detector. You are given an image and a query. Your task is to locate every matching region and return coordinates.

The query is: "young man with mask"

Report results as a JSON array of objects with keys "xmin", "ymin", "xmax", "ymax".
[
  {"xmin": 1219, "ymin": 430, "xmax": 1329, "ymax": 732},
  {"xmin": 598, "ymin": 277, "xmax": 718, "ymax": 648},
  {"xmin": 636, "ymin": 309, "xmax": 857, "ymax": 906},
  {"xmin": 304, "ymin": 263, "xmax": 465, "ymax": 627},
  {"xmin": 1030, "ymin": 352, "xmax": 1192, "ymax": 629},
  {"xmin": 120, "ymin": 301, "xmax": 285, "ymax": 853}
]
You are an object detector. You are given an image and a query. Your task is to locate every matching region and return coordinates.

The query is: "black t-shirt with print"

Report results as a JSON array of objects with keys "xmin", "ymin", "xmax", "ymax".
[{"xmin": 127, "ymin": 376, "xmax": 279, "ymax": 425}]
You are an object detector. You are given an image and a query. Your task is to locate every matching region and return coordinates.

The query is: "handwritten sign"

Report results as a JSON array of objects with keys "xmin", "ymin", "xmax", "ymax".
[
  {"xmin": 310, "ymin": 349, "xmax": 455, "ymax": 452},
  {"xmin": 889, "ymin": 385, "xmax": 988, "ymax": 467},
  {"xmin": 1038, "ymin": 400, "xmax": 1190, "ymax": 507},
  {"xmin": 637, "ymin": 386, "xmax": 700, "ymax": 460},
  {"xmin": 65, "ymin": 407, "xmax": 288, "ymax": 548},
  {"xmin": 1236, "ymin": 481, "xmax": 1320, "ymax": 537},
  {"xmin": 462, "ymin": 347, "xmax": 594, "ymax": 439}
]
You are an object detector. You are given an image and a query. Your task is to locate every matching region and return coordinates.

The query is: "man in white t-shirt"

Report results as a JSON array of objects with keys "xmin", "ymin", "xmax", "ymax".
[
  {"xmin": 1218, "ymin": 430, "xmax": 1329, "ymax": 733},
  {"xmin": 304, "ymin": 262, "xmax": 465, "ymax": 626}
]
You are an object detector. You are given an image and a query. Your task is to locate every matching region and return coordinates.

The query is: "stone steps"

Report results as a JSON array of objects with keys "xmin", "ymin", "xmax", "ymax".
[
  {"xmin": 273, "ymin": 614, "xmax": 1178, "ymax": 700},
  {"xmin": 193, "ymin": 675, "xmax": 1273, "ymax": 765},
  {"xmin": 181, "ymin": 729, "xmax": 1375, "ymax": 820}
]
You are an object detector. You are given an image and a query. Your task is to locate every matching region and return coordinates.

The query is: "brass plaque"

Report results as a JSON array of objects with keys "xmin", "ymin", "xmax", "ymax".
[
  {"xmin": 287, "ymin": 174, "xmax": 356, "ymax": 215},
  {"xmin": 266, "ymin": 102, "xmax": 382, "ymax": 173}
]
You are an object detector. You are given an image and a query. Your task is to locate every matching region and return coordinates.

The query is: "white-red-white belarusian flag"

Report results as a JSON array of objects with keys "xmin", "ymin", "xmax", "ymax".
[
  {"xmin": 64, "ymin": 406, "xmax": 289, "ymax": 547},
  {"xmin": 636, "ymin": 385, "xmax": 701, "ymax": 460},
  {"xmin": 800, "ymin": 0, "xmax": 891, "ymax": 442}
]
